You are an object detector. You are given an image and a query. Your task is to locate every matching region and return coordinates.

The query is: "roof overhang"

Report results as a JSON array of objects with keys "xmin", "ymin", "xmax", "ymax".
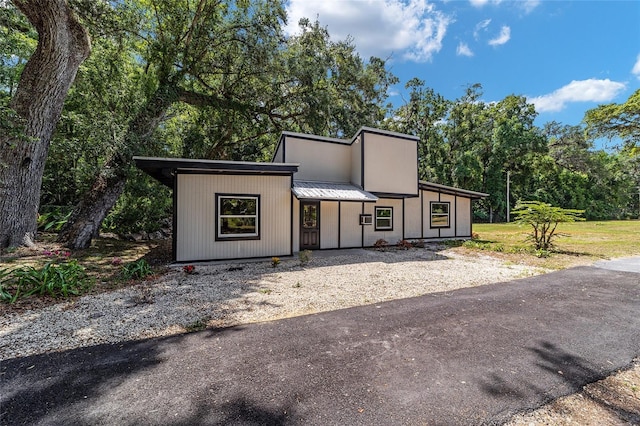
[
  {"xmin": 292, "ymin": 180, "xmax": 378, "ymax": 202},
  {"xmin": 419, "ymin": 181, "xmax": 488, "ymax": 199},
  {"xmin": 134, "ymin": 156, "xmax": 299, "ymax": 188}
]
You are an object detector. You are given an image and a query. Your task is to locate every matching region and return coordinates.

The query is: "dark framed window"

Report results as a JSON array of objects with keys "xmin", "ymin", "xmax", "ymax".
[
  {"xmin": 216, "ymin": 194, "xmax": 260, "ymax": 240},
  {"xmin": 375, "ymin": 207, "xmax": 393, "ymax": 231},
  {"xmin": 430, "ymin": 202, "xmax": 450, "ymax": 228}
]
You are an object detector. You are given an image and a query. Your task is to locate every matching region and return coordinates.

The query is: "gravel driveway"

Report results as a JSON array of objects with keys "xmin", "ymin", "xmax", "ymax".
[{"xmin": 0, "ymin": 246, "xmax": 543, "ymax": 360}]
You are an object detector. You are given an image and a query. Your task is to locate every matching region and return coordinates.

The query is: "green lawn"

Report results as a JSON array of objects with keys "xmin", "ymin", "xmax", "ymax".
[{"xmin": 468, "ymin": 220, "xmax": 640, "ymax": 269}]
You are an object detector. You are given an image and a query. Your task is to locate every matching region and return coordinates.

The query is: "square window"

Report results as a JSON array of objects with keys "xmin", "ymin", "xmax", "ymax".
[
  {"xmin": 375, "ymin": 207, "xmax": 393, "ymax": 231},
  {"xmin": 216, "ymin": 194, "xmax": 260, "ymax": 240},
  {"xmin": 430, "ymin": 202, "xmax": 450, "ymax": 228}
]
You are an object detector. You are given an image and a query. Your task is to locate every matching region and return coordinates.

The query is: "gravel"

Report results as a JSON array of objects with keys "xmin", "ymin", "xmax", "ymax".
[{"xmin": 0, "ymin": 246, "xmax": 544, "ymax": 361}]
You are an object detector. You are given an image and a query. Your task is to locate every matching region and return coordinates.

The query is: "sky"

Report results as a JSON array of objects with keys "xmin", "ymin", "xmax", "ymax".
[{"xmin": 284, "ymin": 0, "xmax": 640, "ymax": 132}]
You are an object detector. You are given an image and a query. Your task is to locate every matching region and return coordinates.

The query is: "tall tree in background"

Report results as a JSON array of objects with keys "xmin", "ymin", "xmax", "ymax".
[
  {"xmin": 0, "ymin": 0, "xmax": 90, "ymax": 248},
  {"xmin": 584, "ymin": 89, "xmax": 640, "ymax": 151}
]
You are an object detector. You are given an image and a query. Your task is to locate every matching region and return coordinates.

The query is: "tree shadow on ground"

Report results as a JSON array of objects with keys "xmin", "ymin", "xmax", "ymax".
[{"xmin": 479, "ymin": 340, "xmax": 640, "ymax": 424}]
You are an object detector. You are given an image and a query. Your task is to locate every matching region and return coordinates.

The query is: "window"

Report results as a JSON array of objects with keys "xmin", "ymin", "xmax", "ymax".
[
  {"xmin": 375, "ymin": 207, "xmax": 393, "ymax": 230},
  {"xmin": 430, "ymin": 202, "xmax": 450, "ymax": 228},
  {"xmin": 216, "ymin": 194, "xmax": 259, "ymax": 240}
]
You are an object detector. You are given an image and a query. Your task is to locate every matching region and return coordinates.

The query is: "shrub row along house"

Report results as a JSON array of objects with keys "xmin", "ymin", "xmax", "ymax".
[{"xmin": 135, "ymin": 127, "xmax": 487, "ymax": 262}]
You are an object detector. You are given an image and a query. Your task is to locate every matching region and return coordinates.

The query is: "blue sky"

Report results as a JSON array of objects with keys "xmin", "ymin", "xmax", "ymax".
[{"xmin": 284, "ymin": 0, "xmax": 640, "ymax": 131}]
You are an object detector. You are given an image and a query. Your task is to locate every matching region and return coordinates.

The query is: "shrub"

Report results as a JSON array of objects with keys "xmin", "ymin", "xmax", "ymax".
[
  {"xmin": 412, "ymin": 239, "xmax": 425, "ymax": 248},
  {"xmin": 298, "ymin": 250, "xmax": 312, "ymax": 266},
  {"xmin": 373, "ymin": 239, "xmax": 388, "ymax": 251},
  {"xmin": 0, "ymin": 260, "xmax": 92, "ymax": 303},
  {"xmin": 512, "ymin": 201, "xmax": 585, "ymax": 250},
  {"xmin": 271, "ymin": 257, "xmax": 280, "ymax": 268},
  {"xmin": 182, "ymin": 264, "xmax": 196, "ymax": 274},
  {"xmin": 396, "ymin": 239, "xmax": 412, "ymax": 250},
  {"xmin": 122, "ymin": 259, "xmax": 153, "ymax": 280}
]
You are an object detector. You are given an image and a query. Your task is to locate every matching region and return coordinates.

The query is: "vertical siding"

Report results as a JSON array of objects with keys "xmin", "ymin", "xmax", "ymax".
[
  {"xmin": 422, "ymin": 190, "xmax": 440, "ymax": 238},
  {"xmin": 285, "ymin": 136, "xmax": 351, "ymax": 182},
  {"xmin": 439, "ymin": 193, "xmax": 456, "ymax": 237},
  {"xmin": 456, "ymin": 196, "xmax": 471, "ymax": 237},
  {"xmin": 176, "ymin": 174, "xmax": 291, "ymax": 261},
  {"xmin": 273, "ymin": 142, "xmax": 284, "ymax": 163},
  {"xmin": 363, "ymin": 198, "xmax": 404, "ymax": 246},
  {"xmin": 292, "ymin": 197, "xmax": 300, "ymax": 253},
  {"xmin": 404, "ymin": 196, "xmax": 422, "ymax": 239},
  {"xmin": 340, "ymin": 202, "xmax": 363, "ymax": 248},
  {"xmin": 320, "ymin": 201, "xmax": 339, "ymax": 249},
  {"xmin": 351, "ymin": 138, "xmax": 362, "ymax": 187},
  {"xmin": 363, "ymin": 133, "xmax": 418, "ymax": 195}
]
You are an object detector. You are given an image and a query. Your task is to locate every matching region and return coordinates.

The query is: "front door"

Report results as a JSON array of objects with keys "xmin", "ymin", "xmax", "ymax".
[{"xmin": 300, "ymin": 201, "xmax": 320, "ymax": 250}]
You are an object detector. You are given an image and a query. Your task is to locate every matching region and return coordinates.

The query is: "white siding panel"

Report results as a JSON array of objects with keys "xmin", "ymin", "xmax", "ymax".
[
  {"xmin": 340, "ymin": 202, "xmax": 363, "ymax": 248},
  {"xmin": 292, "ymin": 197, "xmax": 299, "ymax": 253},
  {"xmin": 176, "ymin": 174, "xmax": 291, "ymax": 261},
  {"xmin": 422, "ymin": 190, "xmax": 440, "ymax": 238},
  {"xmin": 364, "ymin": 198, "xmax": 403, "ymax": 246},
  {"xmin": 285, "ymin": 136, "xmax": 351, "ymax": 182},
  {"xmin": 456, "ymin": 196, "xmax": 471, "ymax": 237},
  {"xmin": 351, "ymin": 139, "xmax": 362, "ymax": 187},
  {"xmin": 404, "ymin": 196, "xmax": 422, "ymax": 239},
  {"xmin": 363, "ymin": 133, "xmax": 418, "ymax": 195},
  {"xmin": 320, "ymin": 201, "xmax": 339, "ymax": 249},
  {"xmin": 439, "ymin": 193, "xmax": 456, "ymax": 237}
]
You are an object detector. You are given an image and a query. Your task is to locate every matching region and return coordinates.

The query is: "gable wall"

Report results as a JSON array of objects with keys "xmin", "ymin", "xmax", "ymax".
[{"xmin": 283, "ymin": 136, "xmax": 351, "ymax": 183}]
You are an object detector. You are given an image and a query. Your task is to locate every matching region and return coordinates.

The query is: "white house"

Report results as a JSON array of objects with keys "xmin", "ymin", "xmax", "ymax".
[{"xmin": 134, "ymin": 127, "xmax": 487, "ymax": 262}]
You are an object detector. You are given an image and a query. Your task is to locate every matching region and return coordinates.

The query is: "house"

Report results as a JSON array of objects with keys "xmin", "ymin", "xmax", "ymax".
[{"xmin": 134, "ymin": 127, "xmax": 487, "ymax": 262}]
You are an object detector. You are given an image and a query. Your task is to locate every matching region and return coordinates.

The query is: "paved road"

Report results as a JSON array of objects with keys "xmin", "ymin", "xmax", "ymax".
[{"xmin": 2, "ymin": 265, "xmax": 640, "ymax": 425}]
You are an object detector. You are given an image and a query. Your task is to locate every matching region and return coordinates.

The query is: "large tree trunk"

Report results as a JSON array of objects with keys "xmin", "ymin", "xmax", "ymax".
[
  {"xmin": 58, "ymin": 84, "xmax": 177, "ymax": 249},
  {"xmin": 0, "ymin": 0, "xmax": 90, "ymax": 248}
]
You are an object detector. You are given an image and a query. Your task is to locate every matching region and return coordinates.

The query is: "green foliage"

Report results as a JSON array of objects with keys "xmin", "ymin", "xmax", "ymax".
[
  {"xmin": 512, "ymin": 201, "xmax": 585, "ymax": 250},
  {"xmin": 298, "ymin": 250, "xmax": 312, "ymax": 266},
  {"xmin": 101, "ymin": 172, "xmax": 171, "ymax": 234},
  {"xmin": 121, "ymin": 259, "xmax": 153, "ymax": 280},
  {"xmin": 37, "ymin": 207, "xmax": 72, "ymax": 232},
  {"xmin": 584, "ymin": 89, "xmax": 640, "ymax": 150},
  {"xmin": 0, "ymin": 259, "xmax": 91, "ymax": 303}
]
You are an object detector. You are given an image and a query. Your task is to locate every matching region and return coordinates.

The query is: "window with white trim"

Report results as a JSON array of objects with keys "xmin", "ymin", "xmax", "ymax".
[
  {"xmin": 430, "ymin": 202, "xmax": 450, "ymax": 228},
  {"xmin": 375, "ymin": 207, "xmax": 393, "ymax": 230},
  {"xmin": 216, "ymin": 194, "xmax": 259, "ymax": 240}
]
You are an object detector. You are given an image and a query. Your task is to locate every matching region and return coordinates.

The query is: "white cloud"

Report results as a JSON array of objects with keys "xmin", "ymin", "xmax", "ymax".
[
  {"xmin": 632, "ymin": 54, "xmax": 640, "ymax": 80},
  {"xmin": 474, "ymin": 19, "xmax": 491, "ymax": 40},
  {"xmin": 529, "ymin": 79, "xmax": 627, "ymax": 113},
  {"xmin": 469, "ymin": 0, "xmax": 490, "ymax": 7},
  {"xmin": 285, "ymin": 0, "xmax": 453, "ymax": 63},
  {"xmin": 521, "ymin": 0, "xmax": 541, "ymax": 14},
  {"xmin": 456, "ymin": 42, "xmax": 474, "ymax": 57},
  {"xmin": 488, "ymin": 25, "xmax": 511, "ymax": 46}
]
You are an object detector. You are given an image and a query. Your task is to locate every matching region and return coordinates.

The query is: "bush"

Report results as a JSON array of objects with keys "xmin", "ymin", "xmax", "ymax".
[
  {"xmin": 298, "ymin": 250, "xmax": 312, "ymax": 266},
  {"xmin": 0, "ymin": 259, "xmax": 92, "ymax": 303},
  {"xmin": 373, "ymin": 239, "xmax": 389, "ymax": 251},
  {"xmin": 396, "ymin": 240, "xmax": 412, "ymax": 250},
  {"xmin": 121, "ymin": 259, "xmax": 153, "ymax": 280}
]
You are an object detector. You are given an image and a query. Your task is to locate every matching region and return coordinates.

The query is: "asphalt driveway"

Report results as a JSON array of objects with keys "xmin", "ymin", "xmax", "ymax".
[{"xmin": 2, "ymin": 263, "xmax": 640, "ymax": 425}]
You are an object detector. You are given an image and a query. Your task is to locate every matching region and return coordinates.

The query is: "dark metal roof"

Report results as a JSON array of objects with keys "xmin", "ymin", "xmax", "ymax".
[
  {"xmin": 419, "ymin": 181, "xmax": 488, "ymax": 199},
  {"xmin": 134, "ymin": 156, "xmax": 299, "ymax": 188}
]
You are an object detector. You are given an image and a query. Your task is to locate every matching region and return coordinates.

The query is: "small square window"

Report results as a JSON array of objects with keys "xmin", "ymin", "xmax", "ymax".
[
  {"xmin": 430, "ymin": 202, "xmax": 450, "ymax": 228},
  {"xmin": 375, "ymin": 207, "xmax": 393, "ymax": 231}
]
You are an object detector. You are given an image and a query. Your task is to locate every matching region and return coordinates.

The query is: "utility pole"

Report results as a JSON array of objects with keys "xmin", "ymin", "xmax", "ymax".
[{"xmin": 506, "ymin": 170, "xmax": 510, "ymax": 223}]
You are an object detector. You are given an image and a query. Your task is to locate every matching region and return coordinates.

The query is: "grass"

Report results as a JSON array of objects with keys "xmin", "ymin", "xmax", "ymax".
[{"xmin": 466, "ymin": 220, "xmax": 640, "ymax": 269}]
